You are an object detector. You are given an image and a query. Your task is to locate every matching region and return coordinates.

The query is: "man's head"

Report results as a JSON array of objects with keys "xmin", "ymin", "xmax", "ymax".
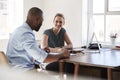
[{"xmin": 26, "ymin": 7, "xmax": 43, "ymax": 31}]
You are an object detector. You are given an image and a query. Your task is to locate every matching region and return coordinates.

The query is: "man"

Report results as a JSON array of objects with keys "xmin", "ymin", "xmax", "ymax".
[{"xmin": 6, "ymin": 7, "xmax": 70, "ymax": 70}]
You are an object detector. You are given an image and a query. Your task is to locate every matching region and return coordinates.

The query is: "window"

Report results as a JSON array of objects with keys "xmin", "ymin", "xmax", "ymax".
[
  {"xmin": 0, "ymin": 0, "xmax": 23, "ymax": 39},
  {"xmin": 82, "ymin": 0, "xmax": 120, "ymax": 43},
  {"xmin": 0, "ymin": 0, "xmax": 9, "ymax": 39},
  {"xmin": 108, "ymin": 0, "xmax": 120, "ymax": 11}
]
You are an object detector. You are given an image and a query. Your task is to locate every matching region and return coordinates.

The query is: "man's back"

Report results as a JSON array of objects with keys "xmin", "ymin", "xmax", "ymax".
[
  {"xmin": 6, "ymin": 22, "xmax": 47, "ymax": 70},
  {"xmin": 6, "ymin": 23, "xmax": 35, "ymax": 69}
]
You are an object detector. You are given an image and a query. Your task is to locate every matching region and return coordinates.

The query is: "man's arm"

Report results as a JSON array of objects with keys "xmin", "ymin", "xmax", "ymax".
[{"xmin": 43, "ymin": 47, "xmax": 70, "ymax": 63}]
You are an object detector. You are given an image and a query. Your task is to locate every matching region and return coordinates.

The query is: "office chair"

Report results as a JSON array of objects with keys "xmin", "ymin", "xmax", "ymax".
[{"xmin": 0, "ymin": 51, "xmax": 8, "ymax": 65}]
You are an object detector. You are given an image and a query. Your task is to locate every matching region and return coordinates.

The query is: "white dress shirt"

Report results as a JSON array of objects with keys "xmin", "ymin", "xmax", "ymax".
[{"xmin": 6, "ymin": 22, "xmax": 48, "ymax": 70}]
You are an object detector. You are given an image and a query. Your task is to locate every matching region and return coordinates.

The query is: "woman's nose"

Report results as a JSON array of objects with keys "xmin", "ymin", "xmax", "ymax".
[{"xmin": 57, "ymin": 22, "xmax": 61, "ymax": 26}]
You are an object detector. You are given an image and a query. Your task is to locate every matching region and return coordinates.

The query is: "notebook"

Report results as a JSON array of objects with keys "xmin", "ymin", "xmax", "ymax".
[{"xmin": 68, "ymin": 47, "xmax": 84, "ymax": 54}]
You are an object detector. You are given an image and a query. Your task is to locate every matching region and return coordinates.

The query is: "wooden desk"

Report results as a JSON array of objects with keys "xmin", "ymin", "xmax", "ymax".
[{"xmin": 59, "ymin": 49, "xmax": 120, "ymax": 80}]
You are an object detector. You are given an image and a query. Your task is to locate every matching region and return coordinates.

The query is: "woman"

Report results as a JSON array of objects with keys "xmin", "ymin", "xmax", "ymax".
[
  {"xmin": 42, "ymin": 13, "xmax": 73, "ymax": 52},
  {"xmin": 41, "ymin": 13, "xmax": 74, "ymax": 72}
]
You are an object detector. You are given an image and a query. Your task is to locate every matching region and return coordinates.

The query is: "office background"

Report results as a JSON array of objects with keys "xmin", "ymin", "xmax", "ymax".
[
  {"xmin": 0, "ymin": 0, "xmax": 120, "ymax": 52},
  {"xmin": 0, "ymin": 0, "xmax": 82, "ymax": 52}
]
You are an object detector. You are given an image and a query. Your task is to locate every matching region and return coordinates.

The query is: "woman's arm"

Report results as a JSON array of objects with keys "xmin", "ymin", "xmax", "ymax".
[
  {"xmin": 64, "ymin": 32, "xmax": 73, "ymax": 49},
  {"xmin": 41, "ymin": 34, "xmax": 48, "ymax": 49}
]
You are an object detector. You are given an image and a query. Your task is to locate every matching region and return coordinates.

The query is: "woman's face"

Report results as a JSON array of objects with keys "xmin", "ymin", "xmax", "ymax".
[{"xmin": 53, "ymin": 16, "xmax": 64, "ymax": 29}]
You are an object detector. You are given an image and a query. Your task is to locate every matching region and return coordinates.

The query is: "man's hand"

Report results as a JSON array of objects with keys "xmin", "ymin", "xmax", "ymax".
[
  {"xmin": 59, "ymin": 48, "xmax": 70, "ymax": 60},
  {"xmin": 43, "ymin": 47, "xmax": 50, "ymax": 53}
]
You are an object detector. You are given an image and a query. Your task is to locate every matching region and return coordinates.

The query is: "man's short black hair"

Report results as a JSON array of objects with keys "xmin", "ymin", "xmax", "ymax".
[{"xmin": 28, "ymin": 7, "xmax": 43, "ymax": 16}]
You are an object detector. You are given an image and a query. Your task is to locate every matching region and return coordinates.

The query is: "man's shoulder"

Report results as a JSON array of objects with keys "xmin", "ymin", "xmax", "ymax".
[{"xmin": 12, "ymin": 26, "xmax": 33, "ymax": 38}]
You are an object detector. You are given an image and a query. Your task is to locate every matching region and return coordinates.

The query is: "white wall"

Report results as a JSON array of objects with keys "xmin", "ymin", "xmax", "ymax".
[
  {"xmin": 0, "ymin": 0, "xmax": 44, "ymax": 52},
  {"xmin": 43, "ymin": 0, "xmax": 82, "ymax": 47},
  {"xmin": 23, "ymin": 0, "xmax": 83, "ymax": 47},
  {"xmin": 0, "ymin": 0, "xmax": 23, "ymax": 52},
  {"xmin": 0, "ymin": 39, "xmax": 9, "ymax": 52},
  {"xmin": 0, "ymin": 0, "xmax": 83, "ymax": 52},
  {"xmin": 23, "ymin": 0, "xmax": 44, "ymax": 20}
]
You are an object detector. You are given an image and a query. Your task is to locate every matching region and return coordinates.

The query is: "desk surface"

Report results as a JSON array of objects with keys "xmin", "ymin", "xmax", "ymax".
[{"xmin": 65, "ymin": 48, "xmax": 120, "ymax": 68}]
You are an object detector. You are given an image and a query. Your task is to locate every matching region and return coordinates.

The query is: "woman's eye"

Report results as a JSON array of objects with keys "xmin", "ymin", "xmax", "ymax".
[
  {"xmin": 59, "ymin": 21, "xmax": 62, "ymax": 23},
  {"xmin": 56, "ymin": 21, "xmax": 58, "ymax": 23},
  {"xmin": 56, "ymin": 21, "xmax": 62, "ymax": 24}
]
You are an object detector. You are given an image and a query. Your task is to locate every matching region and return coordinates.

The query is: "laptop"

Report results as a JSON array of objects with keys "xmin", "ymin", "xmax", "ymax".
[{"xmin": 87, "ymin": 32, "xmax": 101, "ymax": 53}]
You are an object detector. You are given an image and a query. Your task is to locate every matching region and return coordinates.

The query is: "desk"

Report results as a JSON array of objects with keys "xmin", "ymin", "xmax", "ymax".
[{"xmin": 59, "ymin": 49, "xmax": 120, "ymax": 80}]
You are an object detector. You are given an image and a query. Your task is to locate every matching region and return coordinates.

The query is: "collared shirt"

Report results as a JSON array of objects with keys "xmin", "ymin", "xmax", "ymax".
[{"xmin": 6, "ymin": 22, "xmax": 48, "ymax": 70}]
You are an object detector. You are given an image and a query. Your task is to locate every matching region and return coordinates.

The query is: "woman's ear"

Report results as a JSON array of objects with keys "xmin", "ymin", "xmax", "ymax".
[{"xmin": 62, "ymin": 21, "xmax": 65, "ymax": 26}]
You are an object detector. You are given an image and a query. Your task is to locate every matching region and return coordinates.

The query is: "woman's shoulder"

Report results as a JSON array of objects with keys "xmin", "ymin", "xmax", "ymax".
[
  {"xmin": 44, "ymin": 28, "xmax": 53, "ymax": 34},
  {"xmin": 61, "ymin": 27, "xmax": 65, "ymax": 30},
  {"xmin": 61, "ymin": 28, "xmax": 66, "ymax": 32}
]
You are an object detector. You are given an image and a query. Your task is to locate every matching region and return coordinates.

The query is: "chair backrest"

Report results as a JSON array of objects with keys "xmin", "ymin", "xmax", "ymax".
[{"xmin": 0, "ymin": 51, "xmax": 8, "ymax": 65}]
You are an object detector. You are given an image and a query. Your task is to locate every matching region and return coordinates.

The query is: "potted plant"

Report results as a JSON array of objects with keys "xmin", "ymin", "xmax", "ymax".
[{"xmin": 110, "ymin": 33, "xmax": 117, "ymax": 48}]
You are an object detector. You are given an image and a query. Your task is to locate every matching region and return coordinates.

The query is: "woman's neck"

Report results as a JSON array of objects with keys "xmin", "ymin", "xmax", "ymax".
[{"xmin": 53, "ymin": 27, "xmax": 61, "ymax": 35}]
